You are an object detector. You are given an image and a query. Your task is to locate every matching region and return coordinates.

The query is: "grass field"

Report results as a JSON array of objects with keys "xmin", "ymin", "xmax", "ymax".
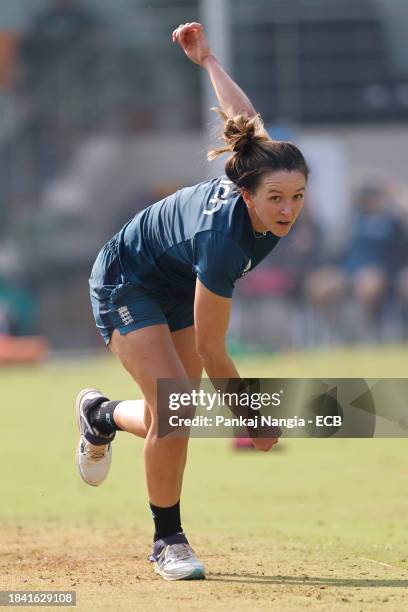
[{"xmin": 2, "ymin": 345, "xmax": 408, "ymax": 611}]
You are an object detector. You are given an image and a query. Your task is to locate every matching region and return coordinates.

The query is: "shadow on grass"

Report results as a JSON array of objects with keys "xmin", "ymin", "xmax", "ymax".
[{"xmin": 207, "ymin": 574, "xmax": 408, "ymax": 588}]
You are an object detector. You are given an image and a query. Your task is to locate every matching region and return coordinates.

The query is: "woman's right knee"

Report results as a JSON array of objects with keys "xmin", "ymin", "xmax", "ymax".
[
  {"xmin": 145, "ymin": 428, "xmax": 190, "ymax": 459},
  {"xmin": 144, "ymin": 395, "xmax": 193, "ymax": 446},
  {"xmin": 143, "ymin": 399, "xmax": 153, "ymax": 433}
]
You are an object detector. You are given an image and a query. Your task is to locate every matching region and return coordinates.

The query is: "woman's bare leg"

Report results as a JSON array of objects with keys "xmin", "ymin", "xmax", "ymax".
[
  {"xmin": 110, "ymin": 325, "xmax": 202, "ymax": 440},
  {"xmin": 113, "ymin": 399, "xmax": 150, "ymax": 437},
  {"xmin": 109, "ymin": 324, "xmax": 201, "ymax": 506},
  {"xmin": 167, "ymin": 325, "xmax": 203, "ymax": 485}
]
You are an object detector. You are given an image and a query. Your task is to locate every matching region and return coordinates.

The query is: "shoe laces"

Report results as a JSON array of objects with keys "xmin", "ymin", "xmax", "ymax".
[
  {"xmin": 86, "ymin": 442, "xmax": 109, "ymax": 460},
  {"xmin": 165, "ymin": 543, "xmax": 194, "ymax": 562}
]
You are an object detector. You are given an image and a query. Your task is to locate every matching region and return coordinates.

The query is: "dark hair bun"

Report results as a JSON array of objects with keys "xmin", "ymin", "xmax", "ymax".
[
  {"xmin": 207, "ymin": 108, "xmax": 267, "ymax": 161},
  {"xmin": 207, "ymin": 107, "xmax": 309, "ymax": 191},
  {"xmin": 225, "ymin": 115, "xmax": 257, "ymax": 153}
]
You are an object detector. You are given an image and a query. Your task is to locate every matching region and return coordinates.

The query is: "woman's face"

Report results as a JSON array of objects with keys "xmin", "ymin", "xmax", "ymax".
[{"xmin": 241, "ymin": 170, "xmax": 306, "ymax": 237}]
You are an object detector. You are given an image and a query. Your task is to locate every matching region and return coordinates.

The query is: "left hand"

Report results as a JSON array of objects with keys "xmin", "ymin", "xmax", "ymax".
[
  {"xmin": 250, "ymin": 436, "xmax": 280, "ymax": 452},
  {"xmin": 249, "ymin": 421, "xmax": 282, "ymax": 452},
  {"xmin": 172, "ymin": 22, "xmax": 212, "ymax": 66}
]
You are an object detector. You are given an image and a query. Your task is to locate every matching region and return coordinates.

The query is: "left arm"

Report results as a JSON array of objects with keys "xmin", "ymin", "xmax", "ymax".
[
  {"xmin": 194, "ymin": 279, "xmax": 278, "ymax": 452},
  {"xmin": 194, "ymin": 279, "xmax": 240, "ymax": 379}
]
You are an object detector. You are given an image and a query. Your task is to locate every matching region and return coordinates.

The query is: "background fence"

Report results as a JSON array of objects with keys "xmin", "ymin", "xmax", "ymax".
[{"xmin": 0, "ymin": 0, "xmax": 407, "ymax": 350}]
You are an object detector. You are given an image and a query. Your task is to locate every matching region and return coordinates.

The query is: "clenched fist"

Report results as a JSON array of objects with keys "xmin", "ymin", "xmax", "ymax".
[{"xmin": 172, "ymin": 22, "xmax": 212, "ymax": 66}]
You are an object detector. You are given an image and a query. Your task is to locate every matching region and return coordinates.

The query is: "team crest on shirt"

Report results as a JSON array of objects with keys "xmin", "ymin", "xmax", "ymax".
[
  {"xmin": 241, "ymin": 259, "xmax": 252, "ymax": 276},
  {"xmin": 118, "ymin": 305, "xmax": 134, "ymax": 325}
]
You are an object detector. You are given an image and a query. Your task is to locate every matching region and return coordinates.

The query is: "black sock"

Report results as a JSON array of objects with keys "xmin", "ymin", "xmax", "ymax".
[
  {"xmin": 89, "ymin": 400, "xmax": 123, "ymax": 436},
  {"xmin": 150, "ymin": 501, "xmax": 182, "ymax": 541}
]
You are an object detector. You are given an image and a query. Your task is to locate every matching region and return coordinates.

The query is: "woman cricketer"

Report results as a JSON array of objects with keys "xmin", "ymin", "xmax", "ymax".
[{"xmin": 75, "ymin": 22, "xmax": 309, "ymax": 580}]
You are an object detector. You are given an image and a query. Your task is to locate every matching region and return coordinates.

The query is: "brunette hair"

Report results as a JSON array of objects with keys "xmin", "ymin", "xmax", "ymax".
[{"xmin": 208, "ymin": 109, "xmax": 309, "ymax": 192}]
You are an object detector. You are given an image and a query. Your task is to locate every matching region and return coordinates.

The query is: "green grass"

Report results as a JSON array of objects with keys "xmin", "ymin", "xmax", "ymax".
[{"xmin": 2, "ymin": 344, "xmax": 408, "ymax": 568}]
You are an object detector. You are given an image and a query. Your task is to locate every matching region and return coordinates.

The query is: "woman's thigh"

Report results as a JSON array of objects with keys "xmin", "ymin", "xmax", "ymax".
[
  {"xmin": 171, "ymin": 325, "xmax": 203, "ymax": 380},
  {"xmin": 108, "ymin": 324, "xmax": 196, "ymax": 427}
]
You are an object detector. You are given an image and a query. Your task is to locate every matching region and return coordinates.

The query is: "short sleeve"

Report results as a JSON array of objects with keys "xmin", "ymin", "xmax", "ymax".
[{"xmin": 193, "ymin": 231, "xmax": 249, "ymax": 298}]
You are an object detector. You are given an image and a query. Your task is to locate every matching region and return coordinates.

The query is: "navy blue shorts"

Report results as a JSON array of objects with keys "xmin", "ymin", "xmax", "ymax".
[{"xmin": 89, "ymin": 241, "xmax": 194, "ymax": 345}]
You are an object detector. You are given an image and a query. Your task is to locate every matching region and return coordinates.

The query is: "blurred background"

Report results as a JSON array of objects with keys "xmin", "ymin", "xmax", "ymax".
[{"xmin": 1, "ymin": 0, "xmax": 408, "ymax": 357}]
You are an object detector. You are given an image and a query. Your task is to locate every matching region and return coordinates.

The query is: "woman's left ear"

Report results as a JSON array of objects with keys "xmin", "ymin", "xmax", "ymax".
[{"xmin": 241, "ymin": 188, "xmax": 252, "ymax": 207}]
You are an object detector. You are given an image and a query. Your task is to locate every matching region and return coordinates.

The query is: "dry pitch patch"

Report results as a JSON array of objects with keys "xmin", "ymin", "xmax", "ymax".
[{"xmin": 1, "ymin": 525, "xmax": 407, "ymax": 612}]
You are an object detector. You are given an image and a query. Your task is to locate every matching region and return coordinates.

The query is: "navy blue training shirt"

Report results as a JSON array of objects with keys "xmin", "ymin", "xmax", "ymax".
[{"xmin": 113, "ymin": 176, "xmax": 280, "ymax": 301}]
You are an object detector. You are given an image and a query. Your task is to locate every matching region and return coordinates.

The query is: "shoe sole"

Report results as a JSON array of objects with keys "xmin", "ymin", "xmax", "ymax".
[
  {"xmin": 154, "ymin": 565, "xmax": 206, "ymax": 581},
  {"xmin": 76, "ymin": 388, "xmax": 103, "ymax": 487}
]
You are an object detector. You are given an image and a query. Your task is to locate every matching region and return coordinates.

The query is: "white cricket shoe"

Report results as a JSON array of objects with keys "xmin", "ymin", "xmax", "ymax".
[
  {"xmin": 150, "ymin": 533, "xmax": 205, "ymax": 581},
  {"xmin": 76, "ymin": 388, "xmax": 114, "ymax": 487}
]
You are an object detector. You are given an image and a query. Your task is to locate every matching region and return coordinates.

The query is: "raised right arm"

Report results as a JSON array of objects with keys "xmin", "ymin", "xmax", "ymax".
[{"xmin": 173, "ymin": 22, "xmax": 257, "ymax": 119}]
